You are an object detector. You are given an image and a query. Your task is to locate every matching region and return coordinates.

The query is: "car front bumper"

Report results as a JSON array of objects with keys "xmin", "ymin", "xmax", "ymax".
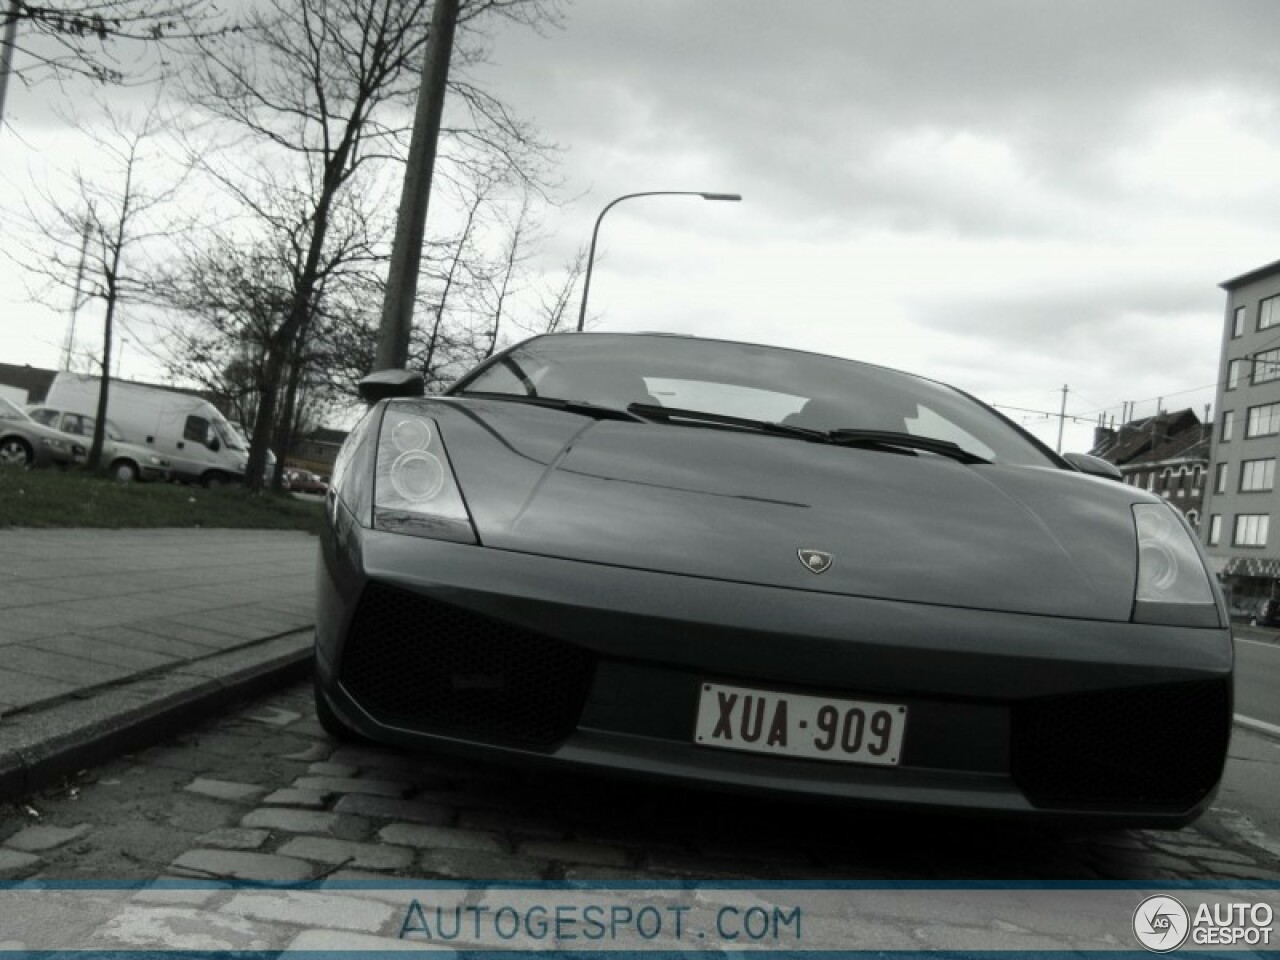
[{"xmin": 315, "ymin": 511, "xmax": 1234, "ymax": 827}]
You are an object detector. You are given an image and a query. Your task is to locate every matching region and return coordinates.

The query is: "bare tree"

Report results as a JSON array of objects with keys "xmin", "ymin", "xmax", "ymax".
[
  {"xmin": 11, "ymin": 98, "xmax": 183, "ymax": 469},
  {"xmin": 0, "ymin": 0, "xmax": 225, "ymax": 119},
  {"xmin": 173, "ymin": 0, "xmax": 557, "ymax": 490}
]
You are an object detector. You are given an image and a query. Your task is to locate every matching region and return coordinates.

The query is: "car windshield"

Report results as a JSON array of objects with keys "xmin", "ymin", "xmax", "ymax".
[
  {"xmin": 212, "ymin": 414, "xmax": 247, "ymax": 451},
  {"xmin": 454, "ymin": 333, "xmax": 1058, "ymax": 468},
  {"xmin": 0, "ymin": 397, "xmax": 31, "ymax": 421}
]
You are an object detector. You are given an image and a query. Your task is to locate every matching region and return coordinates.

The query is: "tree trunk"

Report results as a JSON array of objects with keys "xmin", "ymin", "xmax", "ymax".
[{"xmin": 88, "ymin": 283, "xmax": 116, "ymax": 470}]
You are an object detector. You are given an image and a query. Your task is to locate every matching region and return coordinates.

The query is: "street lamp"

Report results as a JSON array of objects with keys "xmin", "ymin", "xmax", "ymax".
[{"xmin": 575, "ymin": 191, "xmax": 742, "ymax": 332}]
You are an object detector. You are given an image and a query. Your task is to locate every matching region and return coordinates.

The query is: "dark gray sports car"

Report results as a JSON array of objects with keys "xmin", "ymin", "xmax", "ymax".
[{"xmin": 315, "ymin": 332, "xmax": 1232, "ymax": 826}]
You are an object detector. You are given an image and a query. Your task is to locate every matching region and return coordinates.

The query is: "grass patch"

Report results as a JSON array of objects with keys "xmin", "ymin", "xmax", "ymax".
[{"xmin": 0, "ymin": 466, "xmax": 324, "ymax": 533}]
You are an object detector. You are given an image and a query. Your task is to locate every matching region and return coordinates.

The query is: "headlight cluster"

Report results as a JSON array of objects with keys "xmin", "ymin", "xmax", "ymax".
[
  {"xmin": 373, "ymin": 405, "xmax": 475, "ymax": 544},
  {"xmin": 1131, "ymin": 503, "xmax": 1219, "ymax": 628},
  {"xmin": 41, "ymin": 437, "xmax": 68, "ymax": 450}
]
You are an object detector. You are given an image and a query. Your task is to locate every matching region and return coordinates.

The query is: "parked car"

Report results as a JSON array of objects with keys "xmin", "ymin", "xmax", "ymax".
[
  {"xmin": 45, "ymin": 373, "xmax": 252, "ymax": 487},
  {"xmin": 314, "ymin": 332, "xmax": 1232, "ymax": 828},
  {"xmin": 1252, "ymin": 598, "xmax": 1280, "ymax": 627},
  {"xmin": 27, "ymin": 406, "xmax": 170, "ymax": 482},
  {"xmin": 0, "ymin": 396, "xmax": 86, "ymax": 468},
  {"xmin": 285, "ymin": 468, "xmax": 328, "ymax": 494}
]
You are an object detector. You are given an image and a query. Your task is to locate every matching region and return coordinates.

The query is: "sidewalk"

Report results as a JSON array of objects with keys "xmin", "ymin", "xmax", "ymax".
[{"xmin": 0, "ymin": 528, "xmax": 317, "ymax": 801}]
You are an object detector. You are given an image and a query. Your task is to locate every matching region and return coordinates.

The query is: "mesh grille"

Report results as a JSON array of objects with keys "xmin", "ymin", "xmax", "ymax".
[
  {"xmin": 339, "ymin": 582, "xmax": 596, "ymax": 748},
  {"xmin": 1012, "ymin": 678, "xmax": 1230, "ymax": 810}
]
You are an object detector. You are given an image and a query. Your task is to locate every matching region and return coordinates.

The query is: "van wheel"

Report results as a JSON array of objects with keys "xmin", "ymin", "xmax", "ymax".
[
  {"xmin": 202, "ymin": 471, "xmax": 227, "ymax": 489},
  {"xmin": 0, "ymin": 437, "xmax": 33, "ymax": 467},
  {"xmin": 110, "ymin": 459, "xmax": 139, "ymax": 482}
]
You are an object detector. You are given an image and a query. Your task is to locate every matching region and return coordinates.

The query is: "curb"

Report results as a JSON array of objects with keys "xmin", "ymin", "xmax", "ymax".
[
  {"xmin": 0, "ymin": 630, "xmax": 313, "ymax": 803},
  {"xmin": 1235, "ymin": 713, "xmax": 1280, "ymax": 742}
]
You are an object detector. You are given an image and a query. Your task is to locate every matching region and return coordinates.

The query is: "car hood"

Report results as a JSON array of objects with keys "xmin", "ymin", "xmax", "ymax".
[{"xmin": 433, "ymin": 399, "xmax": 1146, "ymax": 621}]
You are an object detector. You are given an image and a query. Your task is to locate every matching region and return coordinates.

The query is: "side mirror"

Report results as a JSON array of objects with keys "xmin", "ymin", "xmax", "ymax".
[
  {"xmin": 207, "ymin": 435, "xmax": 221, "ymax": 452},
  {"xmin": 359, "ymin": 369, "xmax": 425, "ymax": 403},
  {"xmin": 1063, "ymin": 452, "xmax": 1123, "ymax": 482}
]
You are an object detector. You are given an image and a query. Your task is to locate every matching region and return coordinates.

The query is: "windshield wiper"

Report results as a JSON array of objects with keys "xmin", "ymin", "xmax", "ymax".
[
  {"xmin": 459, "ymin": 391, "xmax": 647, "ymax": 423},
  {"xmin": 627, "ymin": 404, "xmax": 988, "ymax": 464},
  {"xmin": 626, "ymin": 403, "xmax": 824, "ymax": 440},
  {"xmin": 826, "ymin": 429, "xmax": 989, "ymax": 464}
]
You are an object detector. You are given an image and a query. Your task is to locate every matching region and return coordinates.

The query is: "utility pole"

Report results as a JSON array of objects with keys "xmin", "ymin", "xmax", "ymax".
[
  {"xmin": 373, "ymin": 0, "xmax": 460, "ymax": 373},
  {"xmin": 1056, "ymin": 384, "xmax": 1068, "ymax": 453},
  {"xmin": 0, "ymin": 0, "xmax": 18, "ymax": 133}
]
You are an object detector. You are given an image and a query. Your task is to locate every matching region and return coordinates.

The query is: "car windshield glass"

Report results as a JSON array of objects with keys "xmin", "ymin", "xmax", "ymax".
[
  {"xmin": 0, "ymin": 397, "xmax": 31, "ymax": 421},
  {"xmin": 212, "ymin": 414, "xmax": 246, "ymax": 451},
  {"xmin": 454, "ymin": 333, "xmax": 1057, "ymax": 468}
]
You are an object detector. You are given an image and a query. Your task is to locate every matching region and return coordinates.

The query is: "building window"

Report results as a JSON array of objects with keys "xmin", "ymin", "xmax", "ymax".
[
  {"xmin": 1261, "ymin": 295, "xmax": 1280, "ymax": 331},
  {"xmin": 1215, "ymin": 462, "xmax": 1229, "ymax": 494},
  {"xmin": 1254, "ymin": 348, "xmax": 1280, "ymax": 385},
  {"xmin": 1241, "ymin": 459, "xmax": 1276, "ymax": 492},
  {"xmin": 1234, "ymin": 514, "xmax": 1270, "ymax": 547},
  {"xmin": 1228, "ymin": 359, "xmax": 1246, "ymax": 390},
  {"xmin": 1223, "ymin": 410, "xmax": 1235, "ymax": 441},
  {"xmin": 1246, "ymin": 403, "xmax": 1280, "ymax": 438},
  {"xmin": 1208, "ymin": 515, "xmax": 1221, "ymax": 546},
  {"xmin": 1233, "ymin": 306, "xmax": 1247, "ymax": 338}
]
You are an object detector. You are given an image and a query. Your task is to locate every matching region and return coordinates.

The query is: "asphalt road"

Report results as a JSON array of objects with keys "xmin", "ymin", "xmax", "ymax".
[{"xmin": 1233, "ymin": 630, "xmax": 1280, "ymax": 729}]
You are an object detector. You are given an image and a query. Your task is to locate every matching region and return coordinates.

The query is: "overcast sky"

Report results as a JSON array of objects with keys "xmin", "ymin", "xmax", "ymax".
[{"xmin": 5, "ymin": 0, "xmax": 1280, "ymax": 452}]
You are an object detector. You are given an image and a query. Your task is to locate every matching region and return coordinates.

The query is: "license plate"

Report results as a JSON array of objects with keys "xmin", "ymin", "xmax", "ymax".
[{"xmin": 694, "ymin": 682, "xmax": 907, "ymax": 766}]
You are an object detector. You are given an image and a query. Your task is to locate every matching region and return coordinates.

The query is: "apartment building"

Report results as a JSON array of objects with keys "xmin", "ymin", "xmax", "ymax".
[
  {"xmin": 1090, "ymin": 408, "xmax": 1210, "ymax": 528},
  {"xmin": 1202, "ymin": 257, "xmax": 1280, "ymax": 615}
]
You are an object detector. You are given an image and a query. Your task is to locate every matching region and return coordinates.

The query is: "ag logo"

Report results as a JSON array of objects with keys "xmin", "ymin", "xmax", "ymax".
[
  {"xmin": 797, "ymin": 549, "xmax": 833, "ymax": 574},
  {"xmin": 1133, "ymin": 895, "xmax": 1190, "ymax": 952}
]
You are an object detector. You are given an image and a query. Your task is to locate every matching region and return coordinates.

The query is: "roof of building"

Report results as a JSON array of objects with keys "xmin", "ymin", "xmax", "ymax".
[
  {"xmin": 1221, "ymin": 257, "xmax": 1280, "ymax": 291},
  {"xmin": 1089, "ymin": 408, "xmax": 1211, "ymax": 468}
]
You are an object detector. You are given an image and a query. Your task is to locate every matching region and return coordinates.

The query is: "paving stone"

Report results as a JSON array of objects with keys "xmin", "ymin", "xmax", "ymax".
[
  {"xmin": 417, "ymin": 849, "xmax": 547, "ymax": 881},
  {"xmin": 287, "ymin": 929, "xmax": 438, "ymax": 952},
  {"xmin": 241, "ymin": 808, "xmax": 341, "ymax": 835},
  {"xmin": 517, "ymin": 839, "xmax": 630, "ymax": 868},
  {"xmin": 377, "ymin": 824, "xmax": 505, "ymax": 853},
  {"xmin": 1148, "ymin": 842, "xmax": 1259, "ymax": 865},
  {"xmin": 183, "ymin": 778, "xmax": 268, "ymax": 803},
  {"xmin": 457, "ymin": 809, "xmax": 567, "ymax": 840},
  {"xmin": 241, "ymin": 706, "xmax": 304, "ymax": 727},
  {"xmin": 194, "ymin": 828, "xmax": 271, "ymax": 851},
  {"xmin": 292, "ymin": 776, "xmax": 410, "ymax": 798},
  {"xmin": 130, "ymin": 879, "xmax": 227, "ymax": 906},
  {"xmin": 281, "ymin": 743, "xmax": 332, "ymax": 762},
  {"xmin": 4, "ymin": 823, "xmax": 91, "ymax": 853},
  {"xmin": 220, "ymin": 890, "xmax": 396, "ymax": 933},
  {"xmin": 308, "ymin": 762, "xmax": 360, "ymax": 777},
  {"xmin": 170, "ymin": 848, "xmax": 315, "ymax": 882},
  {"xmin": 262, "ymin": 789, "xmax": 330, "ymax": 810},
  {"xmin": 334, "ymin": 794, "xmax": 453, "ymax": 826},
  {"xmin": 277, "ymin": 837, "xmax": 414, "ymax": 872},
  {"xmin": 0, "ymin": 849, "xmax": 41, "ymax": 876}
]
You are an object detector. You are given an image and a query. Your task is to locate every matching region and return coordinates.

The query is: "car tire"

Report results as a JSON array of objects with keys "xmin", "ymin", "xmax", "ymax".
[
  {"xmin": 314, "ymin": 676, "xmax": 366, "ymax": 743},
  {"xmin": 0, "ymin": 437, "xmax": 33, "ymax": 467},
  {"xmin": 202, "ymin": 471, "xmax": 228, "ymax": 489},
  {"xmin": 110, "ymin": 459, "xmax": 139, "ymax": 482}
]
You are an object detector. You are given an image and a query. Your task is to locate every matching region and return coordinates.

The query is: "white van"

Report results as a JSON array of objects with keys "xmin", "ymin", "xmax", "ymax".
[{"xmin": 45, "ymin": 373, "xmax": 251, "ymax": 487}]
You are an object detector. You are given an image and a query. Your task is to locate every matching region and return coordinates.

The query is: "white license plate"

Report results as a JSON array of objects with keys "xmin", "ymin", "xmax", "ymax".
[{"xmin": 694, "ymin": 682, "xmax": 907, "ymax": 766}]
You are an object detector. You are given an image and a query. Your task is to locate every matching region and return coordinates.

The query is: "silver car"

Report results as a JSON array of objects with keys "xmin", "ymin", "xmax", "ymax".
[
  {"xmin": 26, "ymin": 405, "xmax": 171, "ymax": 481},
  {"xmin": 0, "ymin": 396, "xmax": 86, "ymax": 468}
]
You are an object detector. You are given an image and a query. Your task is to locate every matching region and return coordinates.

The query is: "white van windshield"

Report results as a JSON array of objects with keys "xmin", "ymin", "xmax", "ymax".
[{"xmin": 212, "ymin": 414, "xmax": 246, "ymax": 451}]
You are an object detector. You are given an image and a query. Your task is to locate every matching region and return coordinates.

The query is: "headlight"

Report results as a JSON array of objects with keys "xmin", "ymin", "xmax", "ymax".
[
  {"xmin": 1131, "ymin": 503, "xmax": 1219, "ymax": 627},
  {"xmin": 373, "ymin": 405, "xmax": 475, "ymax": 544},
  {"xmin": 41, "ymin": 437, "xmax": 68, "ymax": 450},
  {"xmin": 148, "ymin": 455, "xmax": 168, "ymax": 466}
]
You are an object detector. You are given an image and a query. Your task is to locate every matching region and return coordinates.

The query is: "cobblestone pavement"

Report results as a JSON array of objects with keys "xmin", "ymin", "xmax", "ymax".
[{"xmin": 1, "ymin": 679, "xmax": 1279, "ymax": 948}]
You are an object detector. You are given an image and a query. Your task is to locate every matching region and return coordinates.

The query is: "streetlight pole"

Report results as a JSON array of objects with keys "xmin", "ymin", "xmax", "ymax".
[{"xmin": 576, "ymin": 191, "xmax": 741, "ymax": 333}]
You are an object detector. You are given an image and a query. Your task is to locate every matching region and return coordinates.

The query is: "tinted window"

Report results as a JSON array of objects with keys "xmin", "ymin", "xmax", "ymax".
[{"xmin": 184, "ymin": 416, "xmax": 211, "ymax": 444}]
